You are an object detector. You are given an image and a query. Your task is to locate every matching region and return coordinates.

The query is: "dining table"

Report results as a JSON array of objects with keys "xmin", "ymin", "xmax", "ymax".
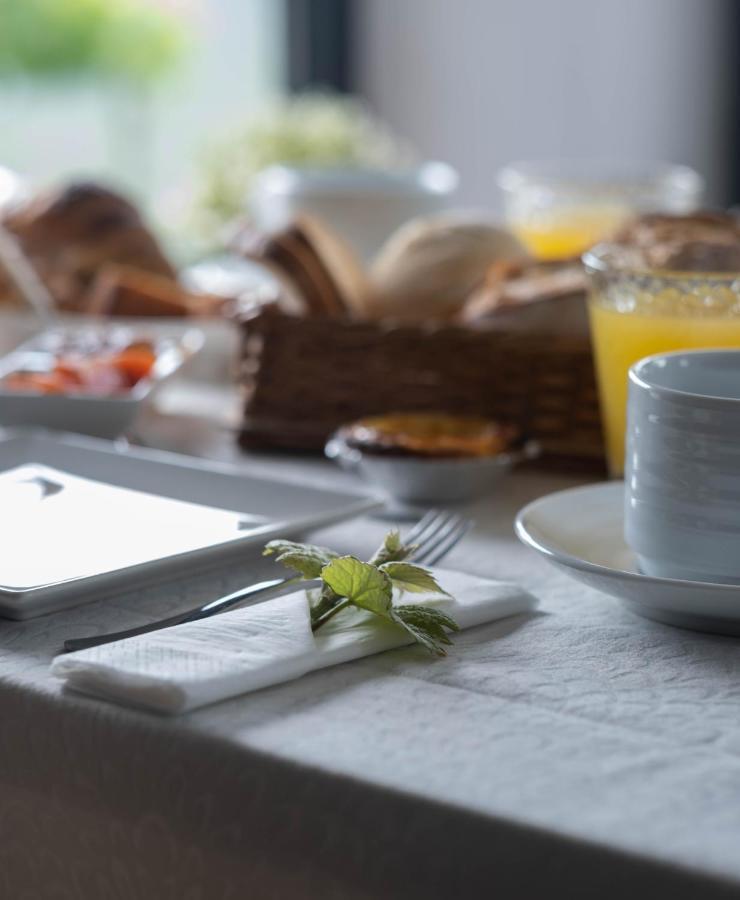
[{"xmin": 2, "ymin": 378, "xmax": 740, "ymax": 900}]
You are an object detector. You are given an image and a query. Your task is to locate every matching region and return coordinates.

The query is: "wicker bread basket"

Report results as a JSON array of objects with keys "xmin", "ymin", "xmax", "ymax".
[{"xmin": 236, "ymin": 303, "xmax": 605, "ymax": 471}]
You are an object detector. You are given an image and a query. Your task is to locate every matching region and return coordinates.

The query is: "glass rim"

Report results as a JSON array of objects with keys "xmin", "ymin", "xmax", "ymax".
[
  {"xmin": 497, "ymin": 159, "xmax": 703, "ymax": 196},
  {"xmin": 582, "ymin": 242, "xmax": 740, "ymax": 284}
]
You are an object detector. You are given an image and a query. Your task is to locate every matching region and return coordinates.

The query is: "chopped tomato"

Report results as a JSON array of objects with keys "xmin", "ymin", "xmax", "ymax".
[
  {"xmin": 54, "ymin": 361, "xmax": 88, "ymax": 386},
  {"xmin": 111, "ymin": 346, "xmax": 157, "ymax": 386},
  {"xmin": 2, "ymin": 339, "xmax": 158, "ymax": 396},
  {"xmin": 4, "ymin": 372, "xmax": 67, "ymax": 394},
  {"xmin": 72, "ymin": 360, "xmax": 128, "ymax": 395}
]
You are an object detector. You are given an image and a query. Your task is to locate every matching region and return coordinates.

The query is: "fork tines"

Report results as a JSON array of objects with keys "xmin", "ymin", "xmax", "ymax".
[{"xmin": 404, "ymin": 510, "xmax": 473, "ymax": 566}]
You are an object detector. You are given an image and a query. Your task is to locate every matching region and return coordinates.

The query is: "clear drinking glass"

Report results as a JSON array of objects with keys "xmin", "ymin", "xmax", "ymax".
[
  {"xmin": 498, "ymin": 160, "xmax": 703, "ymax": 261},
  {"xmin": 584, "ymin": 245, "xmax": 740, "ymax": 476}
]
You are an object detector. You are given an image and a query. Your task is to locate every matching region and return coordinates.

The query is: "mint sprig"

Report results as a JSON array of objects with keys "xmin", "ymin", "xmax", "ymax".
[
  {"xmin": 393, "ymin": 605, "xmax": 459, "ymax": 656},
  {"xmin": 262, "ymin": 540, "xmax": 338, "ymax": 578},
  {"xmin": 263, "ymin": 530, "xmax": 459, "ymax": 656}
]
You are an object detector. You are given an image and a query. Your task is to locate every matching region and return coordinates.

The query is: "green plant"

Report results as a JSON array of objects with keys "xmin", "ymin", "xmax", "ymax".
[
  {"xmin": 0, "ymin": 0, "xmax": 187, "ymax": 83},
  {"xmin": 264, "ymin": 530, "xmax": 459, "ymax": 657},
  {"xmin": 194, "ymin": 92, "xmax": 412, "ymax": 237}
]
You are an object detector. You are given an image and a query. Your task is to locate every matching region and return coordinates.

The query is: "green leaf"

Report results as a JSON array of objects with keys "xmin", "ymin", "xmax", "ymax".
[
  {"xmin": 267, "ymin": 529, "xmax": 460, "ymax": 659},
  {"xmin": 384, "ymin": 530, "xmax": 401, "ymax": 556},
  {"xmin": 321, "ymin": 556, "xmax": 393, "ymax": 616},
  {"xmin": 370, "ymin": 528, "xmax": 413, "ymax": 566},
  {"xmin": 392, "ymin": 605, "xmax": 460, "ymax": 657},
  {"xmin": 263, "ymin": 540, "xmax": 338, "ymax": 579},
  {"xmin": 380, "ymin": 562, "xmax": 448, "ymax": 596}
]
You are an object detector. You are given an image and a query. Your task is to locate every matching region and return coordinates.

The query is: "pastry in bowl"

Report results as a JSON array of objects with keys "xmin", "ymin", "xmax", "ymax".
[
  {"xmin": 326, "ymin": 412, "xmax": 535, "ymax": 507},
  {"xmin": 339, "ymin": 413, "xmax": 518, "ymax": 458}
]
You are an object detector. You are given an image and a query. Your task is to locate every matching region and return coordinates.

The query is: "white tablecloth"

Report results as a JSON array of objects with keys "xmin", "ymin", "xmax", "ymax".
[{"xmin": 2, "ymin": 414, "xmax": 740, "ymax": 898}]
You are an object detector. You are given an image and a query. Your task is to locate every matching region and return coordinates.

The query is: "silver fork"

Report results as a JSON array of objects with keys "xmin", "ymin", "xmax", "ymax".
[{"xmin": 63, "ymin": 510, "xmax": 473, "ymax": 653}]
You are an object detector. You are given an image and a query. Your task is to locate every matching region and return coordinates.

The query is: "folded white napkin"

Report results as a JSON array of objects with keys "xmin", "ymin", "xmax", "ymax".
[{"xmin": 51, "ymin": 568, "xmax": 537, "ymax": 715}]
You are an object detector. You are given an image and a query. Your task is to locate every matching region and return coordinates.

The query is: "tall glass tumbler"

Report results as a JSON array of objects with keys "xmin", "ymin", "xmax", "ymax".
[{"xmin": 584, "ymin": 245, "xmax": 740, "ymax": 476}]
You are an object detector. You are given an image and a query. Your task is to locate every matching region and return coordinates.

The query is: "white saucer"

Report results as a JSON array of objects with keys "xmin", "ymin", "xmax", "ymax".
[{"xmin": 515, "ymin": 481, "xmax": 740, "ymax": 635}]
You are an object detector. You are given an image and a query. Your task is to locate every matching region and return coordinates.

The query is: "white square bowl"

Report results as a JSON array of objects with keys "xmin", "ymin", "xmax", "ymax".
[{"xmin": 0, "ymin": 325, "xmax": 203, "ymax": 439}]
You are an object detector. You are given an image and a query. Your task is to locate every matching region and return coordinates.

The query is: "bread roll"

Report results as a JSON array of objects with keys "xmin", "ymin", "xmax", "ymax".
[
  {"xmin": 231, "ymin": 214, "xmax": 371, "ymax": 318},
  {"xmin": 368, "ymin": 214, "xmax": 528, "ymax": 322},
  {"xmin": 460, "ymin": 259, "xmax": 589, "ymax": 337},
  {"xmin": 1, "ymin": 181, "xmax": 177, "ymax": 311}
]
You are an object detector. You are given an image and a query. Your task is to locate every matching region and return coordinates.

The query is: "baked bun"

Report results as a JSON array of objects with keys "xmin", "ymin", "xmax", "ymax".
[
  {"xmin": 607, "ymin": 211, "xmax": 740, "ymax": 273},
  {"xmin": 231, "ymin": 214, "xmax": 370, "ymax": 317},
  {"xmin": 1, "ymin": 181, "xmax": 176, "ymax": 310},
  {"xmin": 368, "ymin": 215, "xmax": 528, "ymax": 322},
  {"xmin": 84, "ymin": 264, "xmax": 226, "ymax": 318},
  {"xmin": 296, "ymin": 215, "xmax": 372, "ymax": 317},
  {"xmin": 460, "ymin": 258, "xmax": 589, "ymax": 336}
]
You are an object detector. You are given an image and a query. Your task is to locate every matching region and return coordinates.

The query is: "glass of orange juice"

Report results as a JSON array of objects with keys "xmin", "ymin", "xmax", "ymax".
[
  {"xmin": 584, "ymin": 244, "xmax": 740, "ymax": 476},
  {"xmin": 497, "ymin": 160, "xmax": 702, "ymax": 261}
]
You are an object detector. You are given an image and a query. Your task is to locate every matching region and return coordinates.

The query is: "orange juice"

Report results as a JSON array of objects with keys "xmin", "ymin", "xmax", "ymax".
[
  {"xmin": 512, "ymin": 205, "xmax": 631, "ymax": 260},
  {"xmin": 499, "ymin": 161, "xmax": 703, "ymax": 261},
  {"xmin": 589, "ymin": 301, "xmax": 740, "ymax": 474}
]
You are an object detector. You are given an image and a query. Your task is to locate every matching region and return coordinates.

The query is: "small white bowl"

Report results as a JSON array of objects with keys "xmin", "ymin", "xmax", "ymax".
[
  {"xmin": 326, "ymin": 432, "xmax": 538, "ymax": 507},
  {"xmin": 250, "ymin": 163, "xmax": 459, "ymax": 262},
  {"xmin": 0, "ymin": 326, "xmax": 203, "ymax": 440}
]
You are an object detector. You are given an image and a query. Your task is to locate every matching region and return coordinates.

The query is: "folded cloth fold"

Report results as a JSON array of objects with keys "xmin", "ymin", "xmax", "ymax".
[{"xmin": 51, "ymin": 568, "xmax": 537, "ymax": 715}]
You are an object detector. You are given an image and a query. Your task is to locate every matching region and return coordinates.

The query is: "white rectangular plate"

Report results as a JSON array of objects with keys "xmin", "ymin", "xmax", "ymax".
[{"xmin": 0, "ymin": 428, "xmax": 378, "ymax": 619}]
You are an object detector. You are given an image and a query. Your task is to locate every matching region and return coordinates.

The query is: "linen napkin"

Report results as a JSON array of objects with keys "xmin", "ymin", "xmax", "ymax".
[{"xmin": 51, "ymin": 568, "xmax": 537, "ymax": 715}]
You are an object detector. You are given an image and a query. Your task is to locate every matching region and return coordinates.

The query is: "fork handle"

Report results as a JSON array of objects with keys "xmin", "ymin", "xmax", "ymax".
[{"xmin": 62, "ymin": 576, "xmax": 301, "ymax": 653}]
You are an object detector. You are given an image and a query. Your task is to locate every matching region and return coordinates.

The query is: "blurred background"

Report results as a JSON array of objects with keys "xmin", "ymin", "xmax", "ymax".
[
  {"xmin": 1, "ymin": 0, "xmax": 739, "ymax": 479},
  {"xmin": 358, "ymin": 0, "xmax": 735, "ymax": 207},
  {"xmin": 1, "ymin": 0, "xmax": 736, "ymax": 250}
]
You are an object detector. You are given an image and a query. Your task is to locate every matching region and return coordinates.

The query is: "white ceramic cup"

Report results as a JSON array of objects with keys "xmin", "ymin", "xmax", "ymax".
[{"xmin": 625, "ymin": 349, "xmax": 740, "ymax": 584}]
